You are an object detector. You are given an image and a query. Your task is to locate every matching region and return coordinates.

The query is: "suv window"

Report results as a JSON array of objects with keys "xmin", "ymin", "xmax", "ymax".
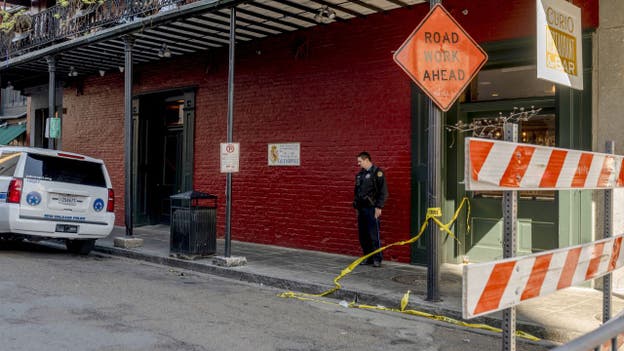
[
  {"xmin": 24, "ymin": 153, "xmax": 106, "ymax": 187},
  {"xmin": 0, "ymin": 152, "xmax": 20, "ymax": 176}
]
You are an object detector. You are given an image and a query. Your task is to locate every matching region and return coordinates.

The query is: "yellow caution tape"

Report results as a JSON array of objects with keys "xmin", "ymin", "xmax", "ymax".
[
  {"xmin": 317, "ymin": 197, "xmax": 470, "ymax": 298},
  {"xmin": 427, "ymin": 207, "xmax": 442, "ymax": 217},
  {"xmin": 400, "ymin": 290, "xmax": 410, "ymax": 312},
  {"xmin": 277, "ymin": 290, "xmax": 540, "ymax": 341},
  {"xmin": 278, "ymin": 197, "xmax": 540, "ymax": 341}
]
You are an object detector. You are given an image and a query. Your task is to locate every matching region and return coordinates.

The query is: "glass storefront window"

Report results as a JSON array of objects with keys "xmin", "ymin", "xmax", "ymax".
[
  {"xmin": 461, "ymin": 63, "xmax": 557, "ymax": 200},
  {"xmin": 467, "ymin": 65, "xmax": 555, "ymax": 102},
  {"xmin": 471, "ymin": 112, "xmax": 556, "ymax": 201},
  {"xmin": 471, "ymin": 113, "xmax": 555, "ymax": 145},
  {"xmin": 459, "ymin": 62, "xmax": 559, "ymax": 200},
  {"xmin": 165, "ymin": 99, "xmax": 185, "ymax": 127}
]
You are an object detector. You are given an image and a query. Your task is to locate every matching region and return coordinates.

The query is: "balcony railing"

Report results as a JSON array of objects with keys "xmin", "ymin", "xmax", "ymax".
[{"xmin": 0, "ymin": 0, "xmax": 188, "ymax": 61}]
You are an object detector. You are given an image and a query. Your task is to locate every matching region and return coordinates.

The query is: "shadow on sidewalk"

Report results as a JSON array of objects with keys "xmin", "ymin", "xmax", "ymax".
[{"xmin": 95, "ymin": 225, "xmax": 624, "ymax": 345}]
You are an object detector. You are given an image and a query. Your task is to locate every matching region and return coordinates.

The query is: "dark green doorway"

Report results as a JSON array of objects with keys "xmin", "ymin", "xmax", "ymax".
[
  {"xmin": 410, "ymin": 36, "xmax": 593, "ymax": 265},
  {"xmin": 133, "ymin": 90, "xmax": 195, "ymax": 226},
  {"xmin": 454, "ymin": 101, "xmax": 558, "ymax": 262}
]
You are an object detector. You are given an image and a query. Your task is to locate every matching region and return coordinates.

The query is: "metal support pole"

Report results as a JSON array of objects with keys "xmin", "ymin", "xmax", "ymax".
[
  {"xmin": 426, "ymin": 99, "xmax": 442, "ymax": 301},
  {"xmin": 604, "ymin": 140, "xmax": 615, "ymax": 351},
  {"xmin": 425, "ymin": 0, "xmax": 442, "ymax": 303},
  {"xmin": 45, "ymin": 55, "xmax": 57, "ymax": 150},
  {"xmin": 224, "ymin": 7, "xmax": 236, "ymax": 258},
  {"xmin": 502, "ymin": 122, "xmax": 518, "ymax": 351},
  {"xmin": 123, "ymin": 35, "xmax": 134, "ymax": 237}
]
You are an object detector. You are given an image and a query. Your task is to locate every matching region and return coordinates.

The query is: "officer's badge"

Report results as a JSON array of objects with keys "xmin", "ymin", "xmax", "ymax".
[
  {"xmin": 365, "ymin": 173, "xmax": 371, "ymax": 179},
  {"xmin": 377, "ymin": 171, "xmax": 383, "ymax": 177}
]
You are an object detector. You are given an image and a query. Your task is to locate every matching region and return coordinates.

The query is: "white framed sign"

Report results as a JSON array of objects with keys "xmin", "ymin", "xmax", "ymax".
[
  {"xmin": 220, "ymin": 142, "xmax": 240, "ymax": 173},
  {"xmin": 268, "ymin": 143, "xmax": 300, "ymax": 166},
  {"xmin": 536, "ymin": 0, "xmax": 583, "ymax": 90}
]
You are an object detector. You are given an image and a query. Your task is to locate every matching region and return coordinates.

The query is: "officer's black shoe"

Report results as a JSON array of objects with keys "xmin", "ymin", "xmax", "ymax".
[
  {"xmin": 373, "ymin": 260, "xmax": 382, "ymax": 268},
  {"xmin": 360, "ymin": 259, "xmax": 373, "ymax": 265}
]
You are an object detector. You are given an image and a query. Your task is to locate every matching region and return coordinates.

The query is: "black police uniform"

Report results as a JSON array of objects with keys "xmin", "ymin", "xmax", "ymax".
[{"xmin": 353, "ymin": 164, "xmax": 388, "ymax": 265}]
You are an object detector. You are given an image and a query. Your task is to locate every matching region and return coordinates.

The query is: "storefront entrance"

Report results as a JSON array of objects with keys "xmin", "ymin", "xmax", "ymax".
[
  {"xmin": 455, "ymin": 102, "xmax": 558, "ymax": 261},
  {"xmin": 133, "ymin": 89, "xmax": 195, "ymax": 226},
  {"xmin": 411, "ymin": 36, "xmax": 593, "ymax": 264}
]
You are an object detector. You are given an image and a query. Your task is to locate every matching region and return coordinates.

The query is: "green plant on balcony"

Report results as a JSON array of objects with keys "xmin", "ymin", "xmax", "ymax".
[
  {"xmin": 57, "ymin": 0, "xmax": 105, "ymax": 7},
  {"xmin": 53, "ymin": 0, "xmax": 104, "ymax": 20},
  {"xmin": 52, "ymin": 0, "xmax": 106, "ymax": 36},
  {"xmin": 134, "ymin": 0, "xmax": 161, "ymax": 15},
  {"xmin": 0, "ymin": 9, "xmax": 31, "ymax": 34}
]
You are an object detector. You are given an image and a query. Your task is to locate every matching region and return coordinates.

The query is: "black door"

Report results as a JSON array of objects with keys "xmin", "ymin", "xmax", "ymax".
[
  {"xmin": 33, "ymin": 108, "xmax": 47, "ymax": 148},
  {"xmin": 134, "ymin": 93, "xmax": 186, "ymax": 225},
  {"xmin": 159, "ymin": 127, "xmax": 183, "ymax": 224}
]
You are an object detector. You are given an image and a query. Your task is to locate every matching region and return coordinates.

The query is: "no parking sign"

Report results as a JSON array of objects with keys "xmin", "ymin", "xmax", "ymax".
[{"xmin": 220, "ymin": 142, "xmax": 239, "ymax": 173}]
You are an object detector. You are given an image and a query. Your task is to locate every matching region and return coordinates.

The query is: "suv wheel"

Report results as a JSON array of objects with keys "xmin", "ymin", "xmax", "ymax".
[{"xmin": 66, "ymin": 239, "xmax": 96, "ymax": 255}]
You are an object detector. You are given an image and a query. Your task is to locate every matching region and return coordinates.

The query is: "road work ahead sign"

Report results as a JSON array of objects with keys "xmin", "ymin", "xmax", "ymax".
[{"xmin": 393, "ymin": 4, "xmax": 487, "ymax": 112}]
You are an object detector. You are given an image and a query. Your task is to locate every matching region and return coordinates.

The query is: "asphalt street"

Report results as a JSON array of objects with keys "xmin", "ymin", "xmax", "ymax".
[{"xmin": 0, "ymin": 241, "xmax": 552, "ymax": 351}]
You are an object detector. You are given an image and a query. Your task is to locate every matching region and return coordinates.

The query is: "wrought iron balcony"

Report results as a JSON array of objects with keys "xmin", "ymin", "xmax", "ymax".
[
  {"xmin": 0, "ymin": 0, "xmax": 188, "ymax": 60},
  {"xmin": 0, "ymin": 0, "xmax": 421, "ymax": 89}
]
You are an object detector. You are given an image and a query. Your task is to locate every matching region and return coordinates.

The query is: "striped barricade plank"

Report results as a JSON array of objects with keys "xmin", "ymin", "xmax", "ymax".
[
  {"xmin": 596, "ymin": 336, "xmax": 624, "ymax": 351},
  {"xmin": 463, "ymin": 234, "xmax": 624, "ymax": 319},
  {"xmin": 465, "ymin": 137, "xmax": 624, "ymax": 191}
]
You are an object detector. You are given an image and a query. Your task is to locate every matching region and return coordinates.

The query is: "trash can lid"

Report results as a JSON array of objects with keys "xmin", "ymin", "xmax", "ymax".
[{"xmin": 170, "ymin": 191, "xmax": 217, "ymax": 200}]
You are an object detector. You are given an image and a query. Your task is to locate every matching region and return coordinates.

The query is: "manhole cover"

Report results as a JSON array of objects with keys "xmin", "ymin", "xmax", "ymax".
[
  {"xmin": 392, "ymin": 272, "xmax": 425, "ymax": 285},
  {"xmin": 391, "ymin": 273, "xmax": 426, "ymax": 293}
]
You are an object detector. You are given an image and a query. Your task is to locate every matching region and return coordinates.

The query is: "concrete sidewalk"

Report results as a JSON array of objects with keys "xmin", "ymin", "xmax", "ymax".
[{"xmin": 96, "ymin": 225, "xmax": 624, "ymax": 345}]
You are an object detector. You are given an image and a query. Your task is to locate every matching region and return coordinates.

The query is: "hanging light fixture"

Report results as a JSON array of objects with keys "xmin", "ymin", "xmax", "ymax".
[
  {"xmin": 99, "ymin": 70, "xmax": 106, "ymax": 77},
  {"xmin": 158, "ymin": 43, "xmax": 171, "ymax": 58},
  {"xmin": 118, "ymin": 66, "xmax": 124, "ymax": 73},
  {"xmin": 68, "ymin": 66, "xmax": 78, "ymax": 77},
  {"xmin": 314, "ymin": 5, "xmax": 336, "ymax": 24}
]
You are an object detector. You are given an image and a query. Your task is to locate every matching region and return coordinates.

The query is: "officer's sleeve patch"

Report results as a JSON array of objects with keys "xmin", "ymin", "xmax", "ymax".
[{"xmin": 377, "ymin": 171, "xmax": 383, "ymax": 177}]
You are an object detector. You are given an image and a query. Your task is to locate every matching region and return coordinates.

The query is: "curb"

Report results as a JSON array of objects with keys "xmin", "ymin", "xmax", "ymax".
[{"xmin": 95, "ymin": 244, "xmax": 565, "ymax": 345}]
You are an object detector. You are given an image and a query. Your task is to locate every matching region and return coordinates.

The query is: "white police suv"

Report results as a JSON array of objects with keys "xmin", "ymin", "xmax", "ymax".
[{"xmin": 0, "ymin": 147, "xmax": 115, "ymax": 254}]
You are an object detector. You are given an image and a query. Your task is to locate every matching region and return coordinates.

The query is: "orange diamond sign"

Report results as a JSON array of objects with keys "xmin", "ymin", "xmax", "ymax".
[{"xmin": 394, "ymin": 4, "xmax": 487, "ymax": 112}]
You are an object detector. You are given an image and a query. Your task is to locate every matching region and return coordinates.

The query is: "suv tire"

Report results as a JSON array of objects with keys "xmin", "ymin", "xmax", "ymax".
[{"xmin": 66, "ymin": 239, "xmax": 96, "ymax": 255}]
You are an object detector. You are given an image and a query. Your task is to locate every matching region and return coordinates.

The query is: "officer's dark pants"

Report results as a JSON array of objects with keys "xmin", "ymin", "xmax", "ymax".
[{"xmin": 357, "ymin": 207, "xmax": 382, "ymax": 263}]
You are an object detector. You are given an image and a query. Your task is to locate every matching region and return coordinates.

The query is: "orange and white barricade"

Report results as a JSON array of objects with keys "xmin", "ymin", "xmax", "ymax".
[
  {"xmin": 463, "ymin": 137, "xmax": 624, "ymax": 321},
  {"xmin": 463, "ymin": 234, "xmax": 624, "ymax": 319},
  {"xmin": 466, "ymin": 138, "xmax": 624, "ymax": 191}
]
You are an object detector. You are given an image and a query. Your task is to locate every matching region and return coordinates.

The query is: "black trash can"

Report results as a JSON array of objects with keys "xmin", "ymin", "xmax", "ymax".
[{"xmin": 169, "ymin": 191, "xmax": 217, "ymax": 259}]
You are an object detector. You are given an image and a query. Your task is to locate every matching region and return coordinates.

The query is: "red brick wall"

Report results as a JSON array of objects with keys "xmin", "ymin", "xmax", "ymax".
[
  {"xmin": 61, "ymin": 0, "xmax": 598, "ymax": 263},
  {"xmin": 62, "ymin": 74, "xmax": 126, "ymax": 222},
  {"xmin": 441, "ymin": 0, "xmax": 597, "ymax": 43}
]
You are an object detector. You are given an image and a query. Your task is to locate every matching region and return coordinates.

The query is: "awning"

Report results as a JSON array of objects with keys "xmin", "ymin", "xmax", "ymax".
[
  {"xmin": 0, "ymin": 124, "xmax": 27, "ymax": 145},
  {"xmin": 0, "ymin": 0, "xmax": 425, "ymax": 88},
  {"xmin": 0, "ymin": 111, "xmax": 27, "ymax": 120}
]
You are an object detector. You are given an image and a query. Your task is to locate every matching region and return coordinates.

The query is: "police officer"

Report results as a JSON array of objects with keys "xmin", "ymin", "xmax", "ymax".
[{"xmin": 353, "ymin": 151, "xmax": 388, "ymax": 267}]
